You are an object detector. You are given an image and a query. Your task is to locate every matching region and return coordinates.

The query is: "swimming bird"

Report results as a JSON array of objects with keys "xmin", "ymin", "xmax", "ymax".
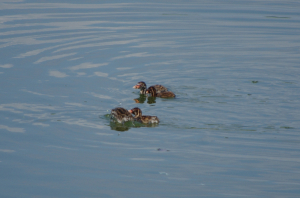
[
  {"xmin": 146, "ymin": 86, "xmax": 176, "ymax": 98},
  {"xmin": 133, "ymin": 81, "xmax": 168, "ymax": 94},
  {"xmin": 128, "ymin": 107, "xmax": 159, "ymax": 124},
  {"xmin": 111, "ymin": 107, "xmax": 134, "ymax": 123}
]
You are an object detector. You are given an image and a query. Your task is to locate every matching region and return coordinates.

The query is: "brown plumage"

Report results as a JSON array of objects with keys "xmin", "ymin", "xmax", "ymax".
[
  {"xmin": 146, "ymin": 86, "xmax": 176, "ymax": 98},
  {"xmin": 111, "ymin": 107, "xmax": 134, "ymax": 123},
  {"xmin": 128, "ymin": 107, "xmax": 159, "ymax": 124},
  {"xmin": 133, "ymin": 81, "xmax": 168, "ymax": 94}
]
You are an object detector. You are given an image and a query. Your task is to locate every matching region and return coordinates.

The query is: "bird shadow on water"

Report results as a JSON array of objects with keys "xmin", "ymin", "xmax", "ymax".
[{"xmin": 102, "ymin": 114, "xmax": 159, "ymax": 132}]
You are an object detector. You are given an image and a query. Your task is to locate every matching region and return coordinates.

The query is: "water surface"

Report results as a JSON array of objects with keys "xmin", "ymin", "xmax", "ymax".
[{"xmin": 1, "ymin": 1, "xmax": 300, "ymax": 197}]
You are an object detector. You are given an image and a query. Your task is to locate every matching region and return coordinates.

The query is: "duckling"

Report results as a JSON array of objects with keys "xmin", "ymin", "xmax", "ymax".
[
  {"xmin": 133, "ymin": 81, "xmax": 168, "ymax": 94},
  {"xmin": 128, "ymin": 107, "xmax": 159, "ymax": 124},
  {"xmin": 111, "ymin": 107, "xmax": 134, "ymax": 123},
  {"xmin": 146, "ymin": 86, "xmax": 176, "ymax": 98}
]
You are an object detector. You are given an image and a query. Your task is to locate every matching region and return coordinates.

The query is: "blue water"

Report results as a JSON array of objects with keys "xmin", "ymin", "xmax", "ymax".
[{"xmin": 1, "ymin": 1, "xmax": 300, "ymax": 197}]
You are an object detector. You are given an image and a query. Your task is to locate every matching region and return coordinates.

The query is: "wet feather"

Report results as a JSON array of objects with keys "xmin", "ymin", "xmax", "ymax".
[
  {"xmin": 111, "ymin": 107, "xmax": 134, "ymax": 123},
  {"xmin": 128, "ymin": 107, "xmax": 159, "ymax": 124},
  {"xmin": 133, "ymin": 81, "xmax": 168, "ymax": 94},
  {"xmin": 146, "ymin": 86, "xmax": 176, "ymax": 98}
]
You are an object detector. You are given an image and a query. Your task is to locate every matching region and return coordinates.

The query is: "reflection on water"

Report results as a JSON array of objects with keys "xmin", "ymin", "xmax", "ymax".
[
  {"xmin": 1, "ymin": 1, "xmax": 300, "ymax": 197},
  {"xmin": 110, "ymin": 123, "xmax": 131, "ymax": 132},
  {"xmin": 133, "ymin": 95, "xmax": 158, "ymax": 104},
  {"xmin": 109, "ymin": 121, "xmax": 142, "ymax": 132},
  {"xmin": 147, "ymin": 96, "xmax": 157, "ymax": 104},
  {"xmin": 133, "ymin": 94, "xmax": 147, "ymax": 104}
]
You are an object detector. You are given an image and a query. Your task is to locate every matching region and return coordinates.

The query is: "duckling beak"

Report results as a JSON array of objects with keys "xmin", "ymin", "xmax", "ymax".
[
  {"xmin": 133, "ymin": 84, "xmax": 140, "ymax": 89},
  {"xmin": 128, "ymin": 109, "xmax": 133, "ymax": 113}
]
